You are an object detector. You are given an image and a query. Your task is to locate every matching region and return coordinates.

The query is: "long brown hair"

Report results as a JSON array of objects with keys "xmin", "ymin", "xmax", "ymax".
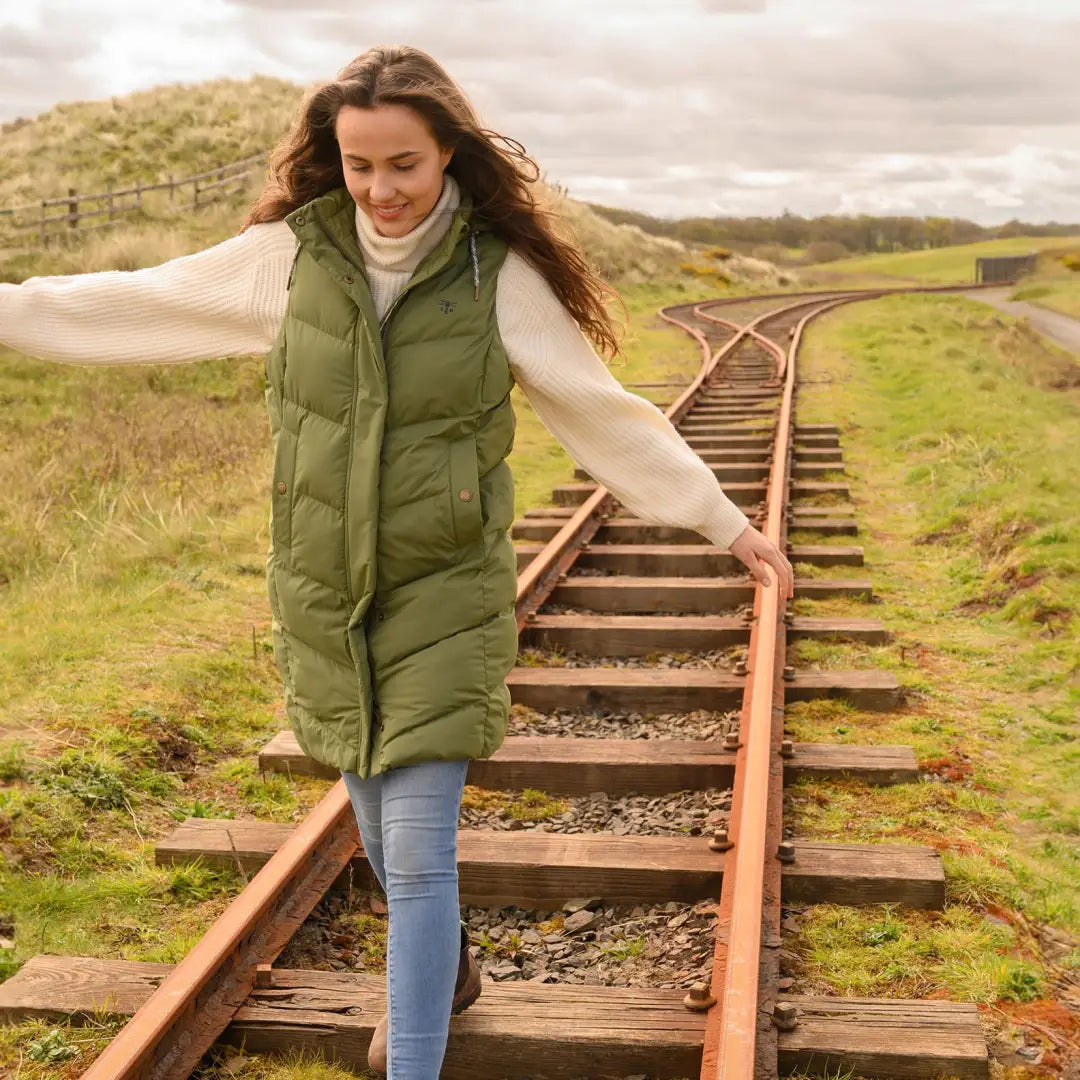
[{"xmin": 241, "ymin": 45, "xmax": 622, "ymax": 357}]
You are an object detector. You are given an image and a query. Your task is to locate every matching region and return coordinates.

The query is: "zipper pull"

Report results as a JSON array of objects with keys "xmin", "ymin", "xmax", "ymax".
[
  {"xmin": 468, "ymin": 230, "xmax": 480, "ymax": 301},
  {"xmin": 286, "ymin": 244, "xmax": 301, "ymax": 291}
]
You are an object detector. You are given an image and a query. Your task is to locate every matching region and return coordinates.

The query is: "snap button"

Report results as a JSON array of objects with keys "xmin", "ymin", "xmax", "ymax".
[
  {"xmin": 276, "ymin": 481, "xmax": 287, "ymax": 495},
  {"xmin": 458, "ymin": 489, "xmax": 473, "ymax": 502},
  {"xmin": 295, "ymin": 214, "xmax": 305, "ymax": 225}
]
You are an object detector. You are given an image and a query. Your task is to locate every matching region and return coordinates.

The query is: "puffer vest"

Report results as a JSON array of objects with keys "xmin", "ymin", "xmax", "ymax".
[{"xmin": 263, "ymin": 183, "xmax": 519, "ymax": 779}]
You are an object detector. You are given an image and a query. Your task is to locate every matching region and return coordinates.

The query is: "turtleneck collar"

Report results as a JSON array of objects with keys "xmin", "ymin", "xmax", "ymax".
[{"xmin": 353, "ymin": 173, "xmax": 462, "ymax": 275}]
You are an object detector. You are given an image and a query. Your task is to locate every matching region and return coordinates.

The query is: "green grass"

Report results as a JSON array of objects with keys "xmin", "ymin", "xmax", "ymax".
[
  {"xmin": 1010, "ymin": 250, "xmax": 1080, "ymax": 320},
  {"xmin": 807, "ymin": 234, "xmax": 1080, "ymax": 286},
  {"xmin": 599, "ymin": 934, "xmax": 648, "ymax": 961},
  {"xmin": 783, "ymin": 292, "xmax": 1080, "ymax": 1019}
]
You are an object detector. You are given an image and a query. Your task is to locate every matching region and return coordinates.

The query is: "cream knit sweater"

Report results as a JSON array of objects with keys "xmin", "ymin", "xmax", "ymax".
[{"xmin": 0, "ymin": 175, "xmax": 750, "ymax": 549}]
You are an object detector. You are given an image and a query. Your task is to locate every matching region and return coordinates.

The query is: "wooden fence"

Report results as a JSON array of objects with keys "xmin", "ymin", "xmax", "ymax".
[{"xmin": 0, "ymin": 151, "xmax": 269, "ymax": 247}]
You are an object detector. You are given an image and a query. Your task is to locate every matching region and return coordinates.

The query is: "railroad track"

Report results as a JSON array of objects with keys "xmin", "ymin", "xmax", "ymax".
[{"xmin": 0, "ymin": 287, "xmax": 1001, "ymax": 1079}]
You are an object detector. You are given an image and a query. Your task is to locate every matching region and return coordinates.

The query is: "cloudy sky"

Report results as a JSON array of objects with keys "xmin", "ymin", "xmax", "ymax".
[{"xmin": 2, "ymin": 0, "xmax": 1078, "ymax": 223}]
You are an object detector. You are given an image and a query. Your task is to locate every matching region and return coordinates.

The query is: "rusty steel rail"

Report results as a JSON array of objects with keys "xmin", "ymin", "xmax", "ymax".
[
  {"xmin": 682, "ymin": 285, "xmax": 995, "ymax": 1080},
  {"xmin": 702, "ymin": 293, "xmax": 867, "ymax": 1080},
  {"xmin": 80, "ymin": 782, "xmax": 359, "ymax": 1080}
]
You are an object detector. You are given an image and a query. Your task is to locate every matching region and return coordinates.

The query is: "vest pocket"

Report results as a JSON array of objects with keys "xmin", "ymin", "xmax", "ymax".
[
  {"xmin": 448, "ymin": 434, "xmax": 483, "ymax": 547},
  {"xmin": 271, "ymin": 427, "xmax": 298, "ymax": 551}
]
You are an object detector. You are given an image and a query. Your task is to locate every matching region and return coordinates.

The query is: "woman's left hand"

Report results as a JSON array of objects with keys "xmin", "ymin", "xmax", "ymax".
[{"xmin": 728, "ymin": 523, "xmax": 795, "ymax": 600}]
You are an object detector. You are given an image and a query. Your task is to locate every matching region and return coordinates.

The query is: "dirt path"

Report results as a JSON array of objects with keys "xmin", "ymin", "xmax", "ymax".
[{"xmin": 963, "ymin": 286, "xmax": 1080, "ymax": 354}]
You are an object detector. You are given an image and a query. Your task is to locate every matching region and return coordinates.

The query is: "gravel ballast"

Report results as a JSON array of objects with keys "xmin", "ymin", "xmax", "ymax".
[
  {"xmin": 508, "ymin": 704, "xmax": 739, "ymax": 741},
  {"xmin": 459, "ymin": 787, "xmax": 731, "ymax": 835}
]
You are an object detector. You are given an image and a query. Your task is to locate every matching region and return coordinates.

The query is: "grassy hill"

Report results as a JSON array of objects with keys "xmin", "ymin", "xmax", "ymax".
[
  {"xmin": 805, "ymin": 234, "xmax": 1080, "ymax": 287},
  {"xmin": 0, "ymin": 76, "xmax": 299, "ymax": 206}
]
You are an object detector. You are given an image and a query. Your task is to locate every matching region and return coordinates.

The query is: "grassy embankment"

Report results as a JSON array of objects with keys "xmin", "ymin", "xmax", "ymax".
[
  {"xmin": 785, "ymin": 292, "xmax": 1079, "ymax": 1070},
  {"xmin": 1010, "ymin": 255, "xmax": 1080, "ymax": 322}
]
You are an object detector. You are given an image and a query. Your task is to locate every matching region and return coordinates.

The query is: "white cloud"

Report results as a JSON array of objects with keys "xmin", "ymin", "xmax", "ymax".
[{"xmin": 1, "ymin": 0, "xmax": 1077, "ymax": 224}]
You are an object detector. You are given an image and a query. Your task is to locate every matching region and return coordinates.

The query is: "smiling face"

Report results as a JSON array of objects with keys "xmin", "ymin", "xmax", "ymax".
[{"xmin": 335, "ymin": 103, "xmax": 454, "ymax": 238}]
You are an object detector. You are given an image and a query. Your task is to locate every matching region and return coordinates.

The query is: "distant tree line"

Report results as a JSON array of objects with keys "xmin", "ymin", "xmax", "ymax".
[{"xmin": 585, "ymin": 204, "xmax": 1080, "ymax": 262}]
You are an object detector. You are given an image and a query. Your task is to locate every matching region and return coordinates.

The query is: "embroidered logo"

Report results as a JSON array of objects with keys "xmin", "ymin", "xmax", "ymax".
[{"xmin": 439, "ymin": 299, "xmax": 456, "ymax": 314}]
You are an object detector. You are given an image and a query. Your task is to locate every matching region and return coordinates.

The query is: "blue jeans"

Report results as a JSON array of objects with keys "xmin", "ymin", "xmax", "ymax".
[{"xmin": 341, "ymin": 758, "xmax": 469, "ymax": 1079}]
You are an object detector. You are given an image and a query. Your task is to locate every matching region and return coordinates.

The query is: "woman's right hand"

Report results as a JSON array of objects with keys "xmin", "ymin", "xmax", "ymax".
[{"xmin": 728, "ymin": 523, "xmax": 794, "ymax": 600}]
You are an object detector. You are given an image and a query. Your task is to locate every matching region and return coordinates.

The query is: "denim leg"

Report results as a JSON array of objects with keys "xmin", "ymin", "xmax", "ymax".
[
  {"xmin": 381, "ymin": 758, "xmax": 468, "ymax": 1079},
  {"xmin": 341, "ymin": 770, "xmax": 387, "ymax": 893}
]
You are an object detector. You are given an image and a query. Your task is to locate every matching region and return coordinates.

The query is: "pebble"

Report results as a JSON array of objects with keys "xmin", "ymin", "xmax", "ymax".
[{"xmin": 564, "ymin": 909, "xmax": 602, "ymax": 935}]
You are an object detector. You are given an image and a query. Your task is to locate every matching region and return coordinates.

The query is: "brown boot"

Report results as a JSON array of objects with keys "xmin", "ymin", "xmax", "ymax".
[{"xmin": 367, "ymin": 923, "xmax": 482, "ymax": 1074}]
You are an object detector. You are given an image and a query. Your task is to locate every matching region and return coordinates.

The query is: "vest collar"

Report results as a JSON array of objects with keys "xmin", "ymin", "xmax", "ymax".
[{"xmin": 287, "ymin": 181, "xmax": 479, "ymax": 296}]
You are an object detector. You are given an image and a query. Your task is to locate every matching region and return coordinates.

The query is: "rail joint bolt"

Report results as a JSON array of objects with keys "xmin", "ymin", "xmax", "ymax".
[
  {"xmin": 772, "ymin": 1001, "xmax": 799, "ymax": 1030},
  {"xmin": 709, "ymin": 827, "xmax": 733, "ymax": 852},
  {"xmin": 682, "ymin": 982, "xmax": 716, "ymax": 1011}
]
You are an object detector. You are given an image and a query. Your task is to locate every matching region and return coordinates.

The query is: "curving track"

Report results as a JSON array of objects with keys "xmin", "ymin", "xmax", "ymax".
[{"xmin": 0, "ymin": 287, "xmax": 1004, "ymax": 1080}]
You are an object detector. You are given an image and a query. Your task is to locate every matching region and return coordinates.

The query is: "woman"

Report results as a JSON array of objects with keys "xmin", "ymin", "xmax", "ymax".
[{"xmin": 0, "ymin": 45, "xmax": 793, "ymax": 1078}]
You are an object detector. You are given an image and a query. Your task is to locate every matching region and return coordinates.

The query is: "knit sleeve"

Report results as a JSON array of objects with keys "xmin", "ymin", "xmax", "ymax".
[
  {"xmin": 495, "ymin": 251, "xmax": 751, "ymax": 551},
  {"xmin": 0, "ymin": 219, "xmax": 295, "ymax": 366}
]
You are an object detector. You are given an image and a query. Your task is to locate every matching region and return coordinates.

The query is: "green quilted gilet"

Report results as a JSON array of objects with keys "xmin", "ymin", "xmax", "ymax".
[{"xmin": 263, "ymin": 184, "xmax": 518, "ymax": 779}]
